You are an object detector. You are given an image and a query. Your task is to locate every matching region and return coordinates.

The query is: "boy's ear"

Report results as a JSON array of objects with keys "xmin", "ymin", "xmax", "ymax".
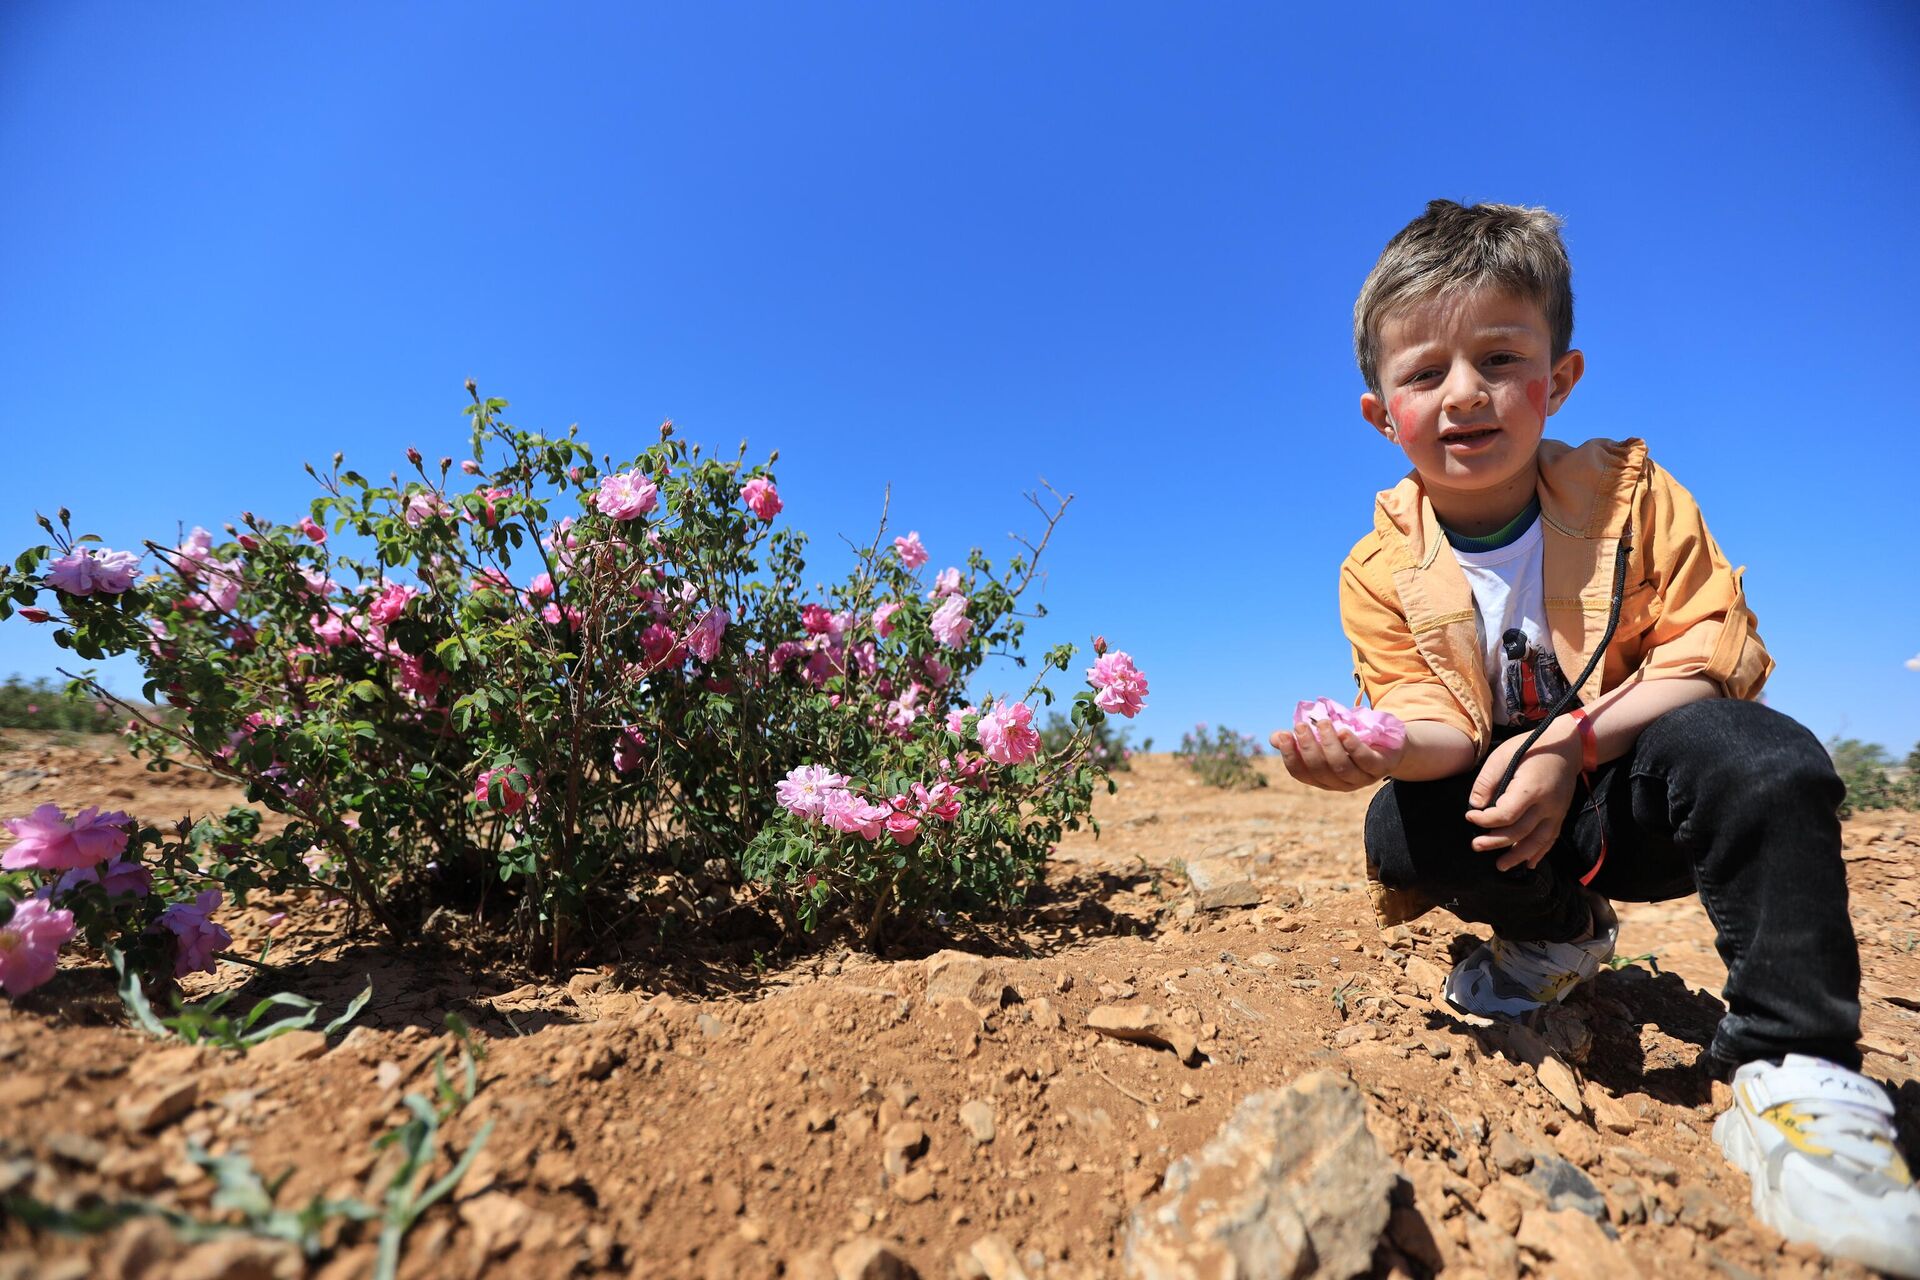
[
  {"xmin": 1548, "ymin": 349, "xmax": 1586, "ymax": 413},
  {"xmin": 1360, "ymin": 391, "xmax": 1397, "ymax": 442}
]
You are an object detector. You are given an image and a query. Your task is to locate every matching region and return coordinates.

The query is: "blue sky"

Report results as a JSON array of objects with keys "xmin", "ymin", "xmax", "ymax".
[{"xmin": 3, "ymin": 2, "xmax": 1918, "ymax": 752}]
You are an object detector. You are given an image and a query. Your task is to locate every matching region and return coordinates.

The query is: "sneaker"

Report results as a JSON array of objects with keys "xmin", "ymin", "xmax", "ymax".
[
  {"xmin": 1441, "ymin": 893, "xmax": 1618, "ymax": 1018},
  {"xmin": 1713, "ymin": 1055, "xmax": 1920, "ymax": 1276}
]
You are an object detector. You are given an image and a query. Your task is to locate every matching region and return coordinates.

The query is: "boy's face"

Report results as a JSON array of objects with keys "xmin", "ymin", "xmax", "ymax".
[{"xmin": 1360, "ymin": 288, "xmax": 1585, "ymax": 526}]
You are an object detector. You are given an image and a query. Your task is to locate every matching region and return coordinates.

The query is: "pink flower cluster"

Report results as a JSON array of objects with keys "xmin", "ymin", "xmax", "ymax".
[
  {"xmin": 775, "ymin": 765, "xmax": 962, "ymax": 847},
  {"xmin": 1293, "ymin": 697, "xmax": 1407, "ymax": 753},
  {"xmin": 929, "ymin": 596, "xmax": 971, "ymax": 650},
  {"xmin": 596, "ymin": 470, "xmax": 659, "ymax": 521},
  {"xmin": 1087, "ymin": 651, "xmax": 1149, "ymax": 718},
  {"xmin": 403, "ymin": 492, "xmax": 453, "ymax": 527},
  {"xmin": 893, "ymin": 531, "xmax": 929, "ymax": 569},
  {"xmin": 0, "ymin": 899, "xmax": 76, "ymax": 996},
  {"xmin": 46, "ymin": 547, "xmax": 141, "ymax": 596}
]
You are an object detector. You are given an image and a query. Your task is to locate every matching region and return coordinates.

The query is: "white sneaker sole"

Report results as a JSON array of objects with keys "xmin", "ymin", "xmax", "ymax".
[{"xmin": 1714, "ymin": 1105, "xmax": 1920, "ymax": 1278}]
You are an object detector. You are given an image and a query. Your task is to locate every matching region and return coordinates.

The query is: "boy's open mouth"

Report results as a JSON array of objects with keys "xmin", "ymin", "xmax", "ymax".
[{"xmin": 1441, "ymin": 426, "xmax": 1500, "ymax": 449}]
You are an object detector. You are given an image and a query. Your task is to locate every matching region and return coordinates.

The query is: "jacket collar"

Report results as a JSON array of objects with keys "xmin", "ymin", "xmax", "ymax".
[{"xmin": 1371, "ymin": 437, "xmax": 1647, "ymax": 563}]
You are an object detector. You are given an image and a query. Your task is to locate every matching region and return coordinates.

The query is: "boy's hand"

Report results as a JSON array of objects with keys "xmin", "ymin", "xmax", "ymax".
[
  {"xmin": 1465, "ymin": 729, "xmax": 1582, "ymax": 871},
  {"xmin": 1271, "ymin": 718, "xmax": 1404, "ymax": 792}
]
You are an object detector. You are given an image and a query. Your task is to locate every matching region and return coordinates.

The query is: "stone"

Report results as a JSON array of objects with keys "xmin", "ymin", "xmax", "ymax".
[
  {"xmin": 1583, "ymin": 1084, "xmax": 1636, "ymax": 1135},
  {"xmin": 805, "ymin": 1107, "xmax": 836, "ymax": 1134},
  {"xmin": 882, "ymin": 1121, "xmax": 929, "ymax": 1178},
  {"xmin": 246, "ymin": 1030, "xmax": 328, "ymax": 1067},
  {"xmin": 117, "ymin": 1080, "xmax": 198, "ymax": 1135},
  {"xmin": 168, "ymin": 1237, "xmax": 302, "ymax": 1280},
  {"xmin": 1520, "ymin": 1157, "xmax": 1607, "ymax": 1222},
  {"xmin": 459, "ymin": 1191, "xmax": 535, "ymax": 1259},
  {"xmin": 1462, "ymin": 1214, "xmax": 1521, "ymax": 1280},
  {"xmin": 959, "ymin": 1100, "xmax": 996, "ymax": 1145},
  {"xmin": 1184, "ymin": 857, "xmax": 1260, "ymax": 910},
  {"xmin": 1535, "ymin": 1056, "xmax": 1585, "ymax": 1116},
  {"xmin": 1606, "ymin": 1179, "xmax": 1646, "ymax": 1226},
  {"xmin": 1514, "ymin": 1208, "xmax": 1628, "ymax": 1280},
  {"xmin": 1676, "ymin": 1185, "xmax": 1739, "ymax": 1237},
  {"xmin": 1403, "ymin": 956, "xmax": 1447, "ymax": 995},
  {"xmin": 1029, "ymin": 998, "xmax": 1061, "ymax": 1032},
  {"xmin": 924, "ymin": 951, "xmax": 1013, "ymax": 1013},
  {"xmin": 893, "ymin": 1168, "xmax": 935, "ymax": 1203},
  {"xmin": 1087, "ymin": 1005, "xmax": 1200, "ymax": 1065},
  {"xmin": 831, "ymin": 1237, "xmax": 917, "ymax": 1280},
  {"xmin": 1387, "ymin": 1205, "xmax": 1446, "ymax": 1274},
  {"xmin": 697, "ymin": 1013, "xmax": 730, "ymax": 1039},
  {"xmin": 46, "ymin": 1131, "xmax": 107, "ymax": 1169},
  {"xmin": 967, "ymin": 1235, "xmax": 1031, "ymax": 1280},
  {"xmin": 1123, "ymin": 1072, "xmax": 1395, "ymax": 1279},
  {"xmin": 1489, "ymin": 1131, "xmax": 1533, "ymax": 1175},
  {"xmin": 102, "ymin": 1217, "xmax": 175, "ymax": 1280}
]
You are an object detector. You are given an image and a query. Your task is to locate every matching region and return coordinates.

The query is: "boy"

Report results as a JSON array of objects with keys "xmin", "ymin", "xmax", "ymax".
[{"xmin": 1272, "ymin": 199, "xmax": 1919, "ymax": 1275}]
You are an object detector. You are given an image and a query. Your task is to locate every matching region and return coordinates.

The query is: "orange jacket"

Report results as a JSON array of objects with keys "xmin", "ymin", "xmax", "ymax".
[{"xmin": 1340, "ymin": 437, "xmax": 1773, "ymax": 925}]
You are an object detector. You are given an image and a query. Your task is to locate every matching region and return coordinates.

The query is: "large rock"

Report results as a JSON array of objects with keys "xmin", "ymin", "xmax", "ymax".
[
  {"xmin": 1184, "ymin": 857, "xmax": 1260, "ymax": 910},
  {"xmin": 923, "ymin": 951, "xmax": 1013, "ymax": 1013},
  {"xmin": 1123, "ymin": 1073, "xmax": 1395, "ymax": 1279}
]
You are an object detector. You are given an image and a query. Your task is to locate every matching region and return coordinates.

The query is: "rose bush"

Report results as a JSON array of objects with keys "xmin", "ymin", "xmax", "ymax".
[{"xmin": 2, "ymin": 386, "xmax": 1146, "ymax": 967}]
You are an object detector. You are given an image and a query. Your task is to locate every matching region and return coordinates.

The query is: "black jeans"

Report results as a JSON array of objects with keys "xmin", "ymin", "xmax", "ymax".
[{"xmin": 1366, "ymin": 699, "xmax": 1861, "ymax": 1069}]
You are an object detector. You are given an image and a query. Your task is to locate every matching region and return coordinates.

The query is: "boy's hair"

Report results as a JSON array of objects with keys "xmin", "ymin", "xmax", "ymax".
[{"xmin": 1354, "ymin": 200, "xmax": 1575, "ymax": 396}]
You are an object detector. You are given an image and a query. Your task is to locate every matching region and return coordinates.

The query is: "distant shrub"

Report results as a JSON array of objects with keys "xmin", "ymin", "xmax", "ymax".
[
  {"xmin": 0, "ymin": 675, "xmax": 122, "ymax": 734},
  {"xmin": 1826, "ymin": 736, "xmax": 1920, "ymax": 818},
  {"xmin": 1175, "ymin": 722, "xmax": 1268, "ymax": 791}
]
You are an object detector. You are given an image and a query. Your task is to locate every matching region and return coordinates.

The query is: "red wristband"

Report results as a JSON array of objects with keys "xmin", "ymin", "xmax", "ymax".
[{"xmin": 1568, "ymin": 707, "xmax": 1598, "ymax": 774}]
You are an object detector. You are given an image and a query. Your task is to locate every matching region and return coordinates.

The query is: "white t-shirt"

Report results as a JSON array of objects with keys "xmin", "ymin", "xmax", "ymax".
[{"xmin": 1450, "ymin": 518, "xmax": 1574, "ymax": 726}]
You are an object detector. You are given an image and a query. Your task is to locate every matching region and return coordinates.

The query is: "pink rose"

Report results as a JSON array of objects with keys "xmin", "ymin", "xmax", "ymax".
[
  {"xmin": 2, "ymin": 804, "xmax": 132, "ymax": 871},
  {"xmin": 299, "ymin": 517, "xmax": 328, "ymax": 544},
  {"xmin": 613, "ymin": 726, "xmax": 647, "ymax": 774},
  {"xmin": 461, "ymin": 459, "xmax": 483, "ymax": 476},
  {"xmin": 55, "ymin": 858, "xmax": 152, "ymax": 900},
  {"xmin": 1086, "ymin": 650, "xmax": 1150, "ymax": 719},
  {"xmin": 929, "ymin": 595, "xmax": 971, "ymax": 650},
  {"xmin": 0, "ymin": 897, "xmax": 77, "ymax": 996},
  {"xmin": 975, "ymin": 699, "xmax": 1041, "ymax": 765},
  {"xmin": 640, "ymin": 622, "xmax": 682, "ymax": 667},
  {"xmin": 893, "ymin": 531, "xmax": 929, "ymax": 570},
  {"xmin": 872, "ymin": 601, "xmax": 903, "ymax": 637},
  {"xmin": 172, "ymin": 527, "xmax": 214, "ymax": 577},
  {"xmin": 404, "ymin": 492, "xmax": 452, "ymax": 527},
  {"xmin": 157, "ymin": 889, "xmax": 230, "ymax": 978},
  {"xmin": 526, "ymin": 573, "xmax": 555, "ymax": 601},
  {"xmin": 595, "ymin": 470, "xmax": 659, "ymax": 521},
  {"xmin": 1293, "ymin": 697, "xmax": 1407, "ymax": 754},
  {"xmin": 946, "ymin": 704, "xmax": 977, "ymax": 736},
  {"xmin": 688, "ymin": 609, "xmax": 729, "ymax": 663},
  {"xmin": 928, "ymin": 567, "xmax": 963, "ymax": 598},
  {"xmin": 368, "ymin": 583, "xmax": 419, "ymax": 626},
  {"xmin": 475, "ymin": 766, "xmax": 531, "ymax": 815},
  {"xmin": 740, "ymin": 477, "xmax": 782, "ymax": 521},
  {"xmin": 542, "ymin": 602, "xmax": 583, "ymax": 631},
  {"xmin": 801, "ymin": 604, "xmax": 835, "ymax": 636},
  {"xmin": 886, "ymin": 809, "xmax": 921, "ymax": 846},
  {"xmin": 776, "ymin": 764, "xmax": 850, "ymax": 819},
  {"xmin": 46, "ymin": 547, "xmax": 141, "ymax": 596}
]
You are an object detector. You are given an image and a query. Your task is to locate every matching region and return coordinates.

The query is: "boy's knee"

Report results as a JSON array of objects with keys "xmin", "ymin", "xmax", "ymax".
[{"xmin": 1645, "ymin": 700, "xmax": 1841, "ymax": 803}]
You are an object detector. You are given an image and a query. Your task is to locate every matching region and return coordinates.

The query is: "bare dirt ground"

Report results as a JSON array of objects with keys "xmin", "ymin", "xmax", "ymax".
[{"xmin": 2, "ymin": 731, "xmax": 1917, "ymax": 1279}]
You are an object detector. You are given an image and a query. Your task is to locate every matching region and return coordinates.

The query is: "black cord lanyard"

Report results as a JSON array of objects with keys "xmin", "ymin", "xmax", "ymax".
[{"xmin": 1479, "ymin": 513, "xmax": 1637, "ymax": 808}]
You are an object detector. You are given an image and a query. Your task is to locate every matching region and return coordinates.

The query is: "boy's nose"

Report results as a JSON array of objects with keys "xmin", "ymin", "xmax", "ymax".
[{"xmin": 1442, "ymin": 371, "xmax": 1491, "ymax": 416}]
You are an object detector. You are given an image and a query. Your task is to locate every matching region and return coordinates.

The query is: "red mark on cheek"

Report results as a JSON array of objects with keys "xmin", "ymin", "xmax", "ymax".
[
  {"xmin": 1525, "ymin": 378, "xmax": 1549, "ymax": 424},
  {"xmin": 1388, "ymin": 393, "xmax": 1427, "ymax": 443}
]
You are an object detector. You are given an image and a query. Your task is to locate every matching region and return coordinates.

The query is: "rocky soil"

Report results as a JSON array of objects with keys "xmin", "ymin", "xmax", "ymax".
[{"xmin": 2, "ymin": 732, "xmax": 1917, "ymax": 1279}]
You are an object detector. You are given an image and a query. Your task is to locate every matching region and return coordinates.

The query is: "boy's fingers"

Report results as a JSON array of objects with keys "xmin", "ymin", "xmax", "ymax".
[
  {"xmin": 1303, "ymin": 722, "xmax": 1367, "ymax": 786},
  {"xmin": 1334, "ymin": 726, "xmax": 1389, "ymax": 778}
]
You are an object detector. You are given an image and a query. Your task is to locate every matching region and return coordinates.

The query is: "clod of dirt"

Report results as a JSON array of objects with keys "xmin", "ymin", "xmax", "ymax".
[
  {"xmin": 923, "ymin": 951, "xmax": 1014, "ymax": 1013},
  {"xmin": 246, "ymin": 1029, "xmax": 327, "ymax": 1067},
  {"xmin": 114, "ymin": 1079, "xmax": 197, "ymax": 1135},
  {"xmin": 1123, "ymin": 1072, "xmax": 1394, "ymax": 1279},
  {"xmin": 1086, "ymin": 1005, "xmax": 1199, "ymax": 1065}
]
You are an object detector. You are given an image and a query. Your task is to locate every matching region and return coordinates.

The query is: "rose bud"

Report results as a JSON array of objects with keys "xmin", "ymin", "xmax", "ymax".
[
  {"xmin": 406, "ymin": 446, "xmax": 422, "ymax": 466},
  {"xmin": 1093, "ymin": 635, "xmax": 1108, "ymax": 655},
  {"xmin": 20, "ymin": 607, "xmax": 51, "ymax": 623}
]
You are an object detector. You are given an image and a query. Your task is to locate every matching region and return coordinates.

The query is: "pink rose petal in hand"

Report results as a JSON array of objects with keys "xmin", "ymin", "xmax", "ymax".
[{"xmin": 1293, "ymin": 697, "xmax": 1406, "ymax": 754}]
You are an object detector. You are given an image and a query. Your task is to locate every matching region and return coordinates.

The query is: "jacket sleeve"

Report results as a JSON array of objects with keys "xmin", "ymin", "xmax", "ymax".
[
  {"xmin": 1339, "ymin": 550, "xmax": 1479, "ymax": 742},
  {"xmin": 1630, "ymin": 462, "xmax": 1774, "ymax": 699}
]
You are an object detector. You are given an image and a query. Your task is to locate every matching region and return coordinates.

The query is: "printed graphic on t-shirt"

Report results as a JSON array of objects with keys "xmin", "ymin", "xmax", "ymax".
[{"xmin": 1499, "ymin": 627, "xmax": 1572, "ymax": 725}]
